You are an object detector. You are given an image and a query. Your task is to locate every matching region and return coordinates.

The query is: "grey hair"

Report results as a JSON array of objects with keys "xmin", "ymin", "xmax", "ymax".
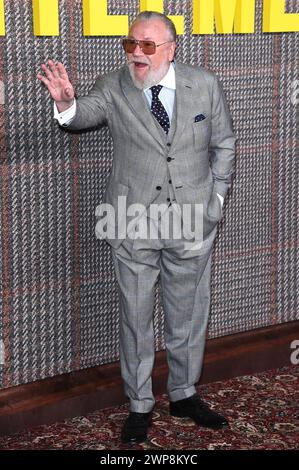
[{"xmin": 130, "ymin": 11, "xmax": 177, "ymax": 42}]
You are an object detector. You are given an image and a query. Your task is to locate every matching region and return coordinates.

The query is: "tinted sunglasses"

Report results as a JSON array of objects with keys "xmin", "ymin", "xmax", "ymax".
[{"xmin": 122, "ymin": 38, "xmax": 173, "ymax": 55}]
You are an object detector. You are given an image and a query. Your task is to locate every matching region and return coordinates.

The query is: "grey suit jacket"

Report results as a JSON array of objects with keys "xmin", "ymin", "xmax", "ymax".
[{"xmin": 66, "ymin": 62, "xmax": 236, "ymax": 249}]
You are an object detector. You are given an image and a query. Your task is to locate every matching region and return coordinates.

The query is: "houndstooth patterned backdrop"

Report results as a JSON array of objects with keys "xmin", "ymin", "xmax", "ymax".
[{"xmin": 0, "ymin": 0, "xmax": 298, "ymax": 389}]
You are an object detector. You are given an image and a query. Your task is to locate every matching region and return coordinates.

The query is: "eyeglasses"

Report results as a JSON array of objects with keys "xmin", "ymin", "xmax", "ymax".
[{"xmin": 122, "ymin": 38, "xmax": 173, "ymax": 55}]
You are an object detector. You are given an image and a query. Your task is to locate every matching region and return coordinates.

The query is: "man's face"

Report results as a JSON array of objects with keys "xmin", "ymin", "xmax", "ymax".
[{"xmin": 126, "ymin": 19, "xmax": 176, "ymax": 89}]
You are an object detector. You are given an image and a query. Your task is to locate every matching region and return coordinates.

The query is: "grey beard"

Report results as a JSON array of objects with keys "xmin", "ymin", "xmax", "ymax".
[
  {"xmin": 127, "ymin": 62, "xmax": 170, "ymax": 90},
  {"xmin": 128, "ymin": 69, "xmax": 148, "ymax": 90}
]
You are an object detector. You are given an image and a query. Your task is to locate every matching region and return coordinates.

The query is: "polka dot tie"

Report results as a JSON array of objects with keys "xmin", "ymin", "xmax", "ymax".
[{"xmin": 150, "ymin": 85, "xmax": 170, "ymax": 135}]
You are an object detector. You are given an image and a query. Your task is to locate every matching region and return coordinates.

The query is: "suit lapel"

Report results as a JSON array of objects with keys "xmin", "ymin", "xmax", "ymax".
[
  {"xmin": 170, "ymin": 62, "xmax": 195, "ymax": 152},
  {"xmin": 120, "ymin": 63, "xmax": 203, "ymax": 152},
  {"xmin": 120, "ymin": 66, "xmax": 165, "ymax": 149}
]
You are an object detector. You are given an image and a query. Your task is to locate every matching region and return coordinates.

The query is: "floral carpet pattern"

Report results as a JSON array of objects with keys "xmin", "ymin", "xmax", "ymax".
[{"xmin": 0, "ymin": 365, "xmax": 298, "ymax": 450}]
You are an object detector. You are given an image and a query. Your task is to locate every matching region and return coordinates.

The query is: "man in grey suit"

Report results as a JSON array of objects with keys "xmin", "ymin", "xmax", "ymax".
[{"xmin": 38, "ymin": 11, "xmax": 236, "ymax": 444}]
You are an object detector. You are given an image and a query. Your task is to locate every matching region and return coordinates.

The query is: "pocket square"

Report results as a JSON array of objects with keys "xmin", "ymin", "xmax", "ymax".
[{"xmin": 194, "ymin": 114, "xmax": 206, "ymax": 122}]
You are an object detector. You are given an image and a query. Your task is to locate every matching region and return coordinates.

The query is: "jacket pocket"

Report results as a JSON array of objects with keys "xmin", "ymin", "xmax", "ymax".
[{"xmin": 192, "ymin": 117, "xmax": 211, "ymax": 152}]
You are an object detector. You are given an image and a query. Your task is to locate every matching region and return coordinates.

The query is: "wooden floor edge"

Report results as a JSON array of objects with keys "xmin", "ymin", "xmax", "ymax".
[{"xmin": 0, "ymin": 320, "xmax": 298, "ymax": 436}]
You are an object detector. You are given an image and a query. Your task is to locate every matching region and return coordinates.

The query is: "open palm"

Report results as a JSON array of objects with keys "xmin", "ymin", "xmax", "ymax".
[{"xmin": 37, "ymin": 59, "xmax": 74, "ymax": 110}]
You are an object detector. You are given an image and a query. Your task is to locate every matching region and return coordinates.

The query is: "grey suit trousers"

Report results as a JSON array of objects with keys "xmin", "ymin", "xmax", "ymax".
[{"xmin": 111, "ymin": 205, "xmax": 217, "ymax": 413}]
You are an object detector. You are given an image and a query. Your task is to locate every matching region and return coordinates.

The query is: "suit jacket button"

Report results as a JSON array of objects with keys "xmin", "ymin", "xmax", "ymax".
[
  {"xmin": 156, "ymin": 186, "xmax": 162, "ymax": 190},
  {"xmin": 167, "ymin": 143, "xmax": 171, "ymax": 147},
  {"xmin": 169, "ymin": 179, "xmax": 172, "ymax": 184}
]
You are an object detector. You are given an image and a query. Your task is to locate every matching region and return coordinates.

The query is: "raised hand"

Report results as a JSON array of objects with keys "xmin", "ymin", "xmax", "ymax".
[{"xmin": 37, "ymin": 59, "xmax": 75, "ymax": 112}]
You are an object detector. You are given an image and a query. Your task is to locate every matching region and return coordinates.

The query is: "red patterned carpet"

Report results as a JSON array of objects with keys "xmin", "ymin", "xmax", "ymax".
[{"xmin": 0, "ymin": 365, "xmax": 298, "ymax": 450}]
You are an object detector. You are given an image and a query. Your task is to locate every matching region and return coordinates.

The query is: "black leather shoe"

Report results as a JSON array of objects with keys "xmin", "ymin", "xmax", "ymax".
[
  {"xmin": 121, "ymin": 411, "xmax": 152, "ymax": 444},
  {"xmin": 170, "ymin": 394, "xmax": 228, "ymax": 429}
]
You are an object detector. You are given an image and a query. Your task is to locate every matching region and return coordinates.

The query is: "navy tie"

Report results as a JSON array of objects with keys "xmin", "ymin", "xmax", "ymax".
[{"xmin": 150, "ymin": 85, "xmax": 170, "ymax": 135}]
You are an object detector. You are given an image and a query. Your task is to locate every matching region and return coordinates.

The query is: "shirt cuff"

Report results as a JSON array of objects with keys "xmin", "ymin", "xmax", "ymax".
[
  {"xmin": 53, "ymin": 99, "xmax": 76, "ymax": 126},
  {"xmin": 217, "ymin": 193, "xmax": 224, "ymax": 206}
]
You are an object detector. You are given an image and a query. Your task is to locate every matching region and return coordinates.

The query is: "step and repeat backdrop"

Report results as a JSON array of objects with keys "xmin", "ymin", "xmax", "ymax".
[{"xmin": 0, "ymin": 0, "xmax": 298, "ymax": 388}]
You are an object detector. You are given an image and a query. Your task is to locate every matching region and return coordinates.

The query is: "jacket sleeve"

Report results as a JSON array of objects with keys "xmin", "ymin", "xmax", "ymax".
[
  {"xmin": 65, "ymin": 76, "xmax": 110, "ymax": 131},
  {"xmin": 209, "ymin": 74, "xmax": 237, "ymax": 199}
]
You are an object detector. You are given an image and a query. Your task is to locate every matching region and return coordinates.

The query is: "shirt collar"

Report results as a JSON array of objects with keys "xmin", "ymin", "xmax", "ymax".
[{"xmin": 144, "ymin": 62, "xmax": 176, "ymax": 91}]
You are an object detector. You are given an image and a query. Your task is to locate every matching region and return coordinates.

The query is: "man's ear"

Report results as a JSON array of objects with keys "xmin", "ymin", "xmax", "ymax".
[{"xmin": 168, "ymin": 42, "xmax": 176, "ymax": 62}]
